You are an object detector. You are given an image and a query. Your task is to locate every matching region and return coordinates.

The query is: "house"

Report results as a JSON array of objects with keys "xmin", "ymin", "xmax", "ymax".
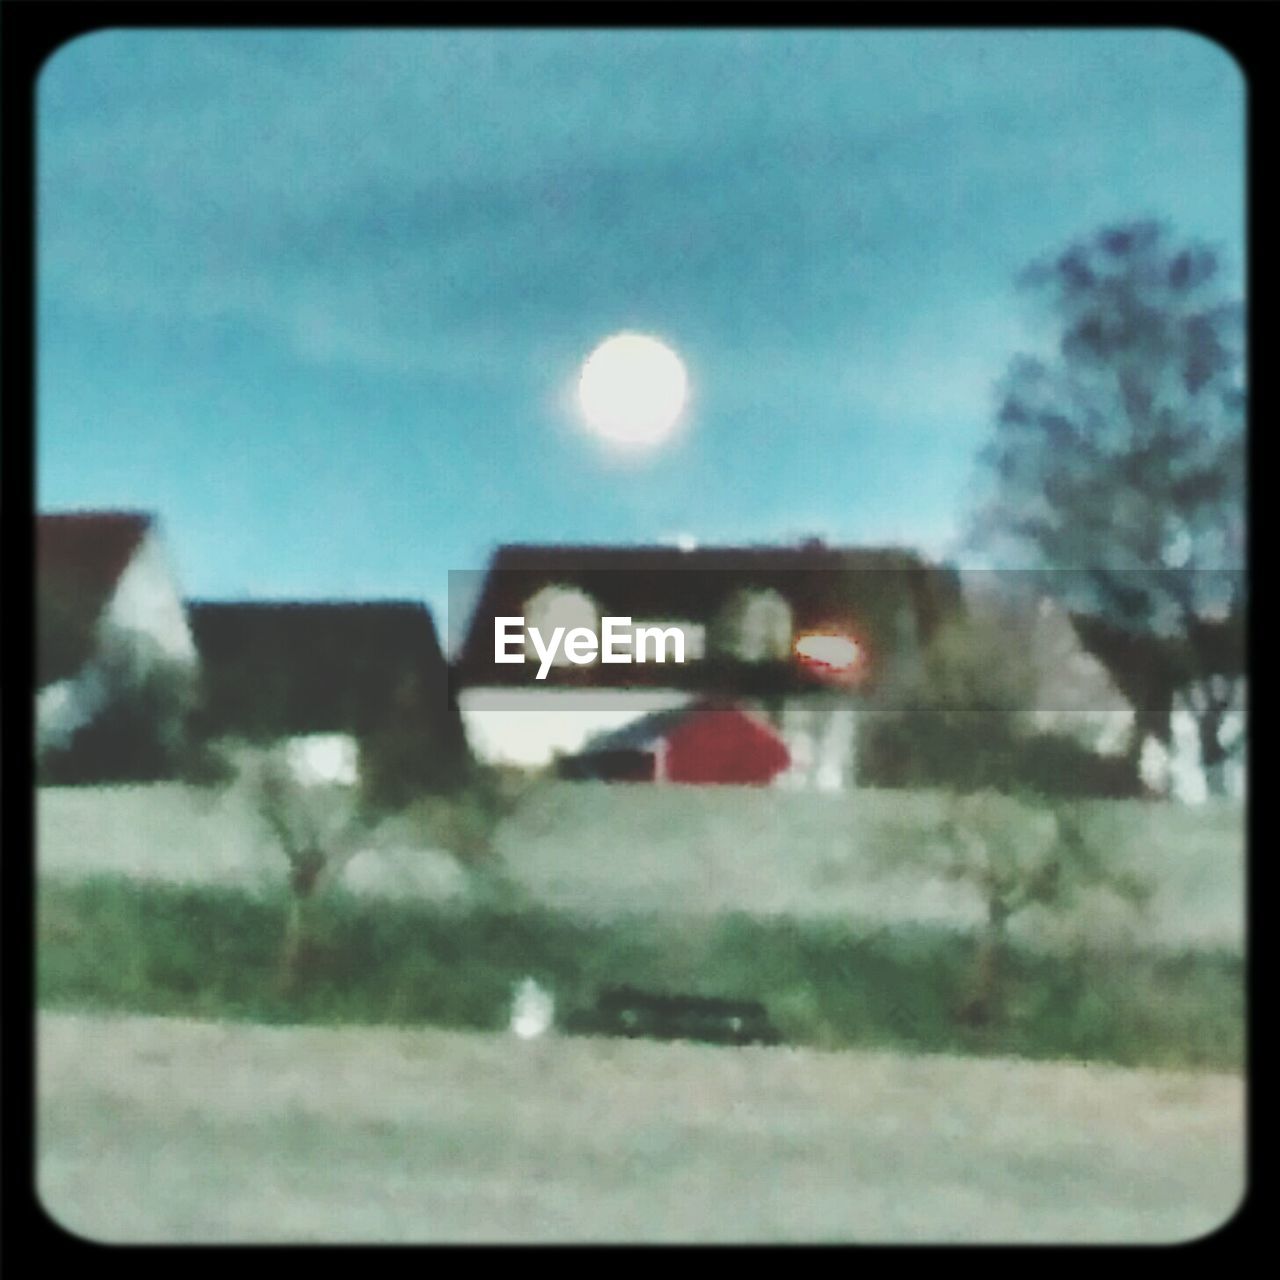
[
  {"xmin": 453, "ymin": 541, "xmax": 961, "ymax": 790},
  {"xmin": 37, "ymin": 510, "xmax": 199, "ymax": 780},
  {"xmin": 960, "ymin": 576, "xmax": 1134, "ymax": 745},
  {"xmin": 559, "ymin": 700, "xmax": 792, "ymax": 785},
  {"xmin": 188, "ymin": 600, "xmax": 469, "ymax": 799}
]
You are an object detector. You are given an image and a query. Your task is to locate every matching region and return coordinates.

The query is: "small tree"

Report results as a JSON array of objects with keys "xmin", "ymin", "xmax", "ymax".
[
  {"xmin": 867, "ymin": 790, "xmax": 1150, "ymax": 1030},
  {"xmin": 253, "ymin": 747, "xmax": 519, "ymax": 993},
  {"xmin": 935, "ymin": 791, "xmax": 1151, "ymax": 1027},
  {"xmin": 861, "ymin": 611, "xmax": 1152, "ymax": 1027},
  {"xmin": 255, "ymin": 757, "xmax": 362, "ymax": 992}
]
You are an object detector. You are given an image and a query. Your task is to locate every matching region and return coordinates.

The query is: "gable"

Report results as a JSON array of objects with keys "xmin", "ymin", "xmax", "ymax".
[
  {"xmin": 37, "ymin": 511, "xmax": 154, "ymax": 686},
  {"xmin": 960, "ymin": 579, "xmax": 1130, "ymax": 717}
]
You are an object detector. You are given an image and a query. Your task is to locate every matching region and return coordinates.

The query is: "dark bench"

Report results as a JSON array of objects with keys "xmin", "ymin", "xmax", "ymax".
[{"xmin": 579, "ymin": 985, "xmax": 782, "ymax": 1046}]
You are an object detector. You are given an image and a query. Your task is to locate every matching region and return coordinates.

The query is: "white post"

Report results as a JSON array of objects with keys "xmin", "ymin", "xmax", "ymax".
[{"xmin": 653, "ymin": 738, "xmax": 669, "ymax": 783}]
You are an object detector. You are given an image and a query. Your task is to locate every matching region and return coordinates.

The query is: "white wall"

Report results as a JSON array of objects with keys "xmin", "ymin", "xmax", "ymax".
[
  {"xmin": 285, "ymin": 735, "xmax": 360, "ymax": 787},
  {"xmin": 461, "ymin": 683, "xmax": 869, "ymax": 792},
  {"xmin": 775, "ymin": 699, "xmax": 858, "ymax": 792},
  {"xmin": 461, "ymin": 687, "xmax": 861, "ymax": 791},
  {"xmin": 1140, "ymin": 707, "xmax": 1247, "ymax": 805},
  {"xmin": 38, "ymin": 533, "xmax": 196, "ymax": 756},
  {"xmin": 103, "ymin": 530, "xmax": 198, "ymax": 667},
  {"xmin": 459, "ymin": 687, "xmax": 694, "ymax": 768}
]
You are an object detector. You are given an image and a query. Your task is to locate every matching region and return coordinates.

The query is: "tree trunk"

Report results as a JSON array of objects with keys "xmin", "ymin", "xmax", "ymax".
[
  {"xmin": 1203, "ymin": 761, "xmax": 1228, "ymax": 798},
  {"xmin": 1123, "ymin": 722, "xmax": 1148, "ymax": 788},
  {"xmin": 1196, "ymin": 704, "xmax": 1230, "ymax": 798},
  {"xmin": 959, "ymin": 902, "xmax": 1008, "ymax": 1028},
  {"xmin": 278, "ymin": 896, "xmax": 306, "ymax": 996}
]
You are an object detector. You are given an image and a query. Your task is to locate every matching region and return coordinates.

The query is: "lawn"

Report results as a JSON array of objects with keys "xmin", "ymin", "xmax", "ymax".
[
  {"xmin": 37, "ymin": 781, "xmax": 1246, "ymax": 952},
  {"xmin": 37, "ymin": 876, "xmax": 1244, "ymax": 1070}
]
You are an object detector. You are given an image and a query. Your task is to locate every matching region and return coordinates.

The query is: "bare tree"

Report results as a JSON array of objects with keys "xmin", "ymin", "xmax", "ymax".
[
  {"xmin": 866, "ymin": 784, "xmax": 1152, "ymax": 1031},
  {"xmin": 254, "ymin": 757, "xmax": 364, "ymax": 992},
  {"xmin": 253, "ymin": 750, "xmax": 519, "ymax": 994},
  {"xmin": 936, "ymin": 791, "xmax": 1151, "ymax": 1027}
]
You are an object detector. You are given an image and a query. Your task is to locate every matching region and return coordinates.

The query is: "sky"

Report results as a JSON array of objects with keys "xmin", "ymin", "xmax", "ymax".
[{"xmin": 36, "ymin": 28, "xmax": 1245, "ymax": 642}]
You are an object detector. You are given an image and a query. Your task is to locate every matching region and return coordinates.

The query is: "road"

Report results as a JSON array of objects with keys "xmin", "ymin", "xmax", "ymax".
[{"xmin": 37, "ymin": 1011, "xmax": 1244, "ymax": 1243}]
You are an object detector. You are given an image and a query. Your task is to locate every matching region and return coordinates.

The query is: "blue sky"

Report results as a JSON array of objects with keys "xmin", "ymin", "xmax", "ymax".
[{"xmin": 37, "ymin": 29, "xmax": 1244, "ymax": 639}]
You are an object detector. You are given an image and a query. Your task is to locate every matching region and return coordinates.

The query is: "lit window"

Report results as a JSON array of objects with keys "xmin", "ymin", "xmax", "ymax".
[{"xmin": 794, "ymin": 632, "xmax": 863, "ymax": 680}]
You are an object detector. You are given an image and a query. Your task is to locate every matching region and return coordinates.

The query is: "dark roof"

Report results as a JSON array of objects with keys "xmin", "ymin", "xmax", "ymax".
[
  {"xmin": 37, "ymin": 511, "xmax": 154, "ymax": 686},
  {"xmin": 580, "ymin": 705, "xmax": 700, "ymax": 754},
  {"xmin": 455, "ymin": 541, "xmax": 961, "ymax": 691},
  {"xmin": 576, "ymin": 699, "xmax": 779, "ymax": 755},
  {"xmin": 188, "ymin": 600, "xmax": 461, "ymax": 742}
]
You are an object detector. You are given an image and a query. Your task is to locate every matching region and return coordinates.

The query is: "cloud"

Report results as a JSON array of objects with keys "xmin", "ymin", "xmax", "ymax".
[{"xmin": 38, "ymin": 29, "xmax": 1244, "ymax": 411}]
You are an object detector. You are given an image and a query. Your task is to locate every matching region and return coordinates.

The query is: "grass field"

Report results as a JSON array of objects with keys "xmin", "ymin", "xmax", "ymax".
[
  {"xmin": 37, "ymin": 1010, "xmax": 1245, "ymax": 1244},
  {"xmin": 35, "ymin": 784, "xmax": 1248, "ymax": 1242},
  {"xmin": 37, "ymin": 877, "xmax": 1245, "ymax": 1069},
  {"xmin": 37, "ymin": 781, "xmax": 1246, "ymax": 951}
]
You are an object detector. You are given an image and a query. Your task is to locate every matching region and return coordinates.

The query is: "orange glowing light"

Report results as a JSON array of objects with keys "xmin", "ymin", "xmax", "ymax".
[{"xmin": 794, "ymin": 633, "xmax": 862, "ymax": 673}]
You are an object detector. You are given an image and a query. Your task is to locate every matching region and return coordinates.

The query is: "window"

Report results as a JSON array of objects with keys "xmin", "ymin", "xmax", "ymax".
[
  {"xmin": 716, "ymin": 588, "xmax": 793, "ymax": 662},
  {"xmin": 524, "ymin": 585, "xmax": 600, "ymax": 666}
]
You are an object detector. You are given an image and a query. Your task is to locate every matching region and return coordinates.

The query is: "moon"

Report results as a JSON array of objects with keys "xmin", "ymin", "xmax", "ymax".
[{"xmin": 577, "ymin": 332, "xmax": 689, "ymax": 449}]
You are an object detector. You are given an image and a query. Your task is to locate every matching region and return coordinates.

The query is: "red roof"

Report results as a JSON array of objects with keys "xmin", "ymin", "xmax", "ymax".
[
  {"xmin": 569, "ymin": 700, "xmax": 791, "ymax": 786},
  {"xmin": 661, "ymin": 704, "xmax": 791, "ymax": 785}
]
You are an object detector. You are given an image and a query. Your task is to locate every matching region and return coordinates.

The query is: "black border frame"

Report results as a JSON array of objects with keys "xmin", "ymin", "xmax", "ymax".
[{"xmin": 2, "ymin": 3, "xmax": 1261, "ymax": 1259}]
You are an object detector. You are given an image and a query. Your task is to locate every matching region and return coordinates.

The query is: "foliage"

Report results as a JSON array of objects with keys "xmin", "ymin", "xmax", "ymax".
[
  {"xmin": 859, "ymin": 613, "xmax": 1140, "ymax": 797},
  {"xmin": 37, "ymin": 877, "xmax": 1241, "ymax": 1070},
  {"xmin": 858, "ymin": 781, "xmax": 1157, "ymax": 1030},
  {"xmin": 355, "ymin": 686, "xmax": 472, "ymax": 812},
  {"xmin": 251, "ymin": 744, "xmax": 517, "ymax": 990},
  {"xmin": 860, "ymin": 613, "xmax": 1027, "ymax": 791},
  {"xmin": 357, "ymin": 724, "xmax": 467, "ymax": 811},
  {"xmin": 970, "ymin": 220, "xmax": 1246, "ymax": 789},
  {"xmin": 37, "ymin": 646, "xmax": 197, "ymax": 785},
  {"xmin": 929, "ymin": 791, "xmax": 1152, "ymax": 1026},
  {"xmin": 1012, "ymin": 732, "xmax": 1144, "ymax": 800},
  {"xmin": 174, "ymin": 738, "xmax": 241, "ymax": 788}
]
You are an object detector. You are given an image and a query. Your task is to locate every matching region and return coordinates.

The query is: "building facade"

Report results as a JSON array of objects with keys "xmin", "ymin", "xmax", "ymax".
[
  {"xmin": 37, "ymin": 511, "xmax": 199, "ymax": 778},
  {"xmin": 453, "ymin": 541, "xmax": 960, "ymax": 790}
]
